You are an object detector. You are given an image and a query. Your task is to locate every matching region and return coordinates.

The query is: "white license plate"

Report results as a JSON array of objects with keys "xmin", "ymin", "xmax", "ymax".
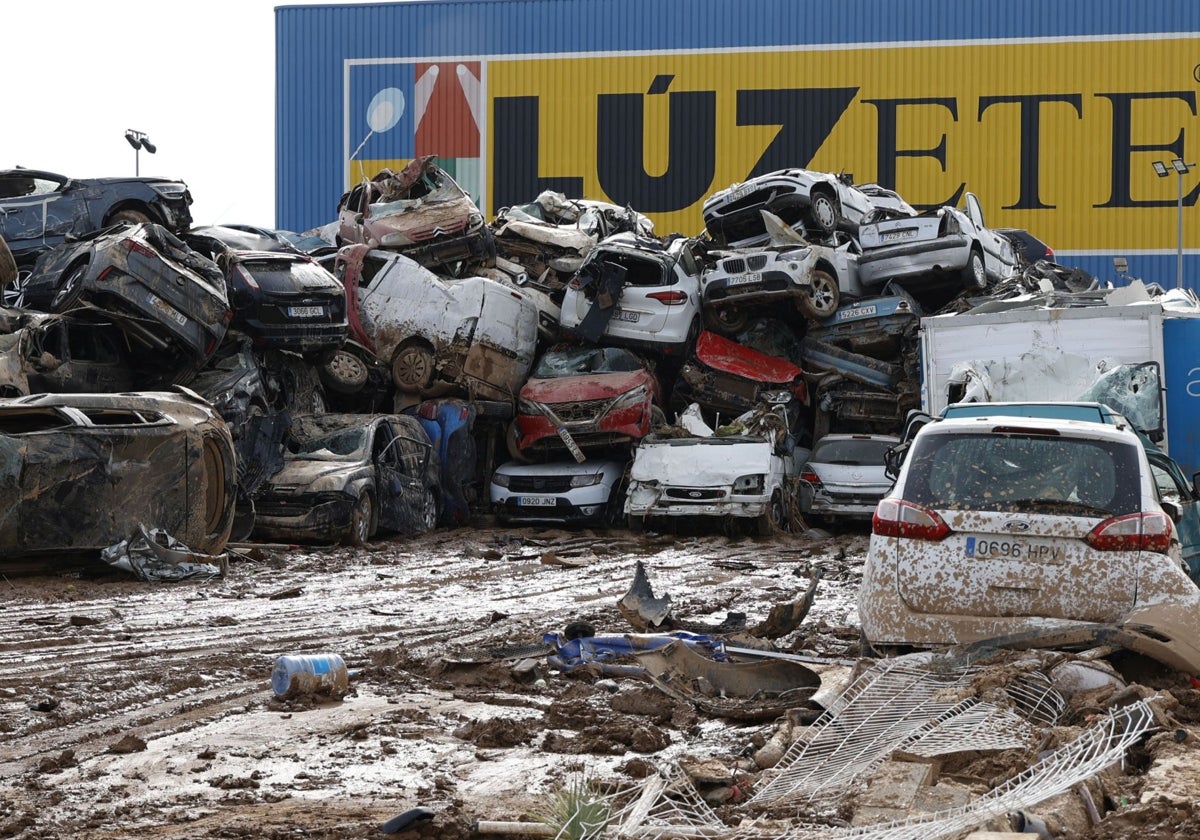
[
  {"xmin": 728, "ymin": 273, "xmax": 761, "ymax": 286},
  {"xmin": 881, "ymin": 228, "xmax": 919, "ymax": 243},
  {"xmin": 838, "ymin": 304, "xmax": 878, "ymax": 320},
  {"xmin": 146, "ymin": 292, "xmax": 188, "ymax": 327},
  {"xmin": 613, "ymin": 309, "xmax": 640, "ymax": 323},
  {"xmin": 965, "ymin": 536, "xmax": 1064, "ymax": 562},
  {"xmin": 518, "ymin": 495, "xmax": 557, "ymax": 507},
  {"xmin": 288, "ymin": 305, "xmax": 325, "ymax": 318},
  {"xmin": 726, "ymin": 183, "xmax": 752, "ymax": 202}
]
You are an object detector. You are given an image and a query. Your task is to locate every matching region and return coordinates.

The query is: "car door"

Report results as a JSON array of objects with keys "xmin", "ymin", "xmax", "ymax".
[
  {"xmin": 374, "ymin": 420, "xmax": 428, "ymax": 532},
  {"xmin": 0, "ymin": 173, "xmax": 82, "ymax": 256},
  {"xmin": 1147, "ymin": 451, "xmax": 1200, "ymax": 581},
  {"xmin": 964, "ymin": 193, "xmax": 1016, "ymax": 278}
]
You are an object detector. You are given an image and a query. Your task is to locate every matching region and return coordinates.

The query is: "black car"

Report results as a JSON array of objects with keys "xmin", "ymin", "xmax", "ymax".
[
  {"xmin": 253, "ymin": 413, "xmax": 441, "ymax": 546},
  {"xmin": 0, "ymin": 169, "xmax": 193, "ymax": 272},
  {"xmin": 184, "ymin": 226, "xmax": 348, "ymax": 356},
  {"xmin": 997, "ymin": 228, "xmax": 1055, "ymax": 266}
]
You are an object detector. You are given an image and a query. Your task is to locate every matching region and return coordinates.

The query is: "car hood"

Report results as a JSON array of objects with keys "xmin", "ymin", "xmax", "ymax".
[
  {"xmin": 632, "ymin": 438, "xmax": 774, "ymax": 485},
  {"xmin": 266, "ymin": 459, "xmax": 363, "ymax": 492},
  {"xmin": 693, "ymin": 331, "xmax": 802, "ymax": 385},
  {"xmin": 521, "ymin": 370, "xmax": 650, "ymax": 404}
]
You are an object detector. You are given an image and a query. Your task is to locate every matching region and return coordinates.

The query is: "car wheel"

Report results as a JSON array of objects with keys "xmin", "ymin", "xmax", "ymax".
[
  {"xmin": 704, "ymin": 305, "xmax": 750, "ymax": 335},
  {"xmin": 391, "ymin": 341, "xmax": 435, "ymax": 392},
  {"xmin": 51, "ymin": 262, "xmax": 88, "ymax": 312},
  {"xmin": 809, "ymin": 191, "xmax": 840, "ymax": 234},
  {"xmin": 105, "ymin": 209, "xmax": 154, "ymax": 227},
  {"xmin": 421, "ymin": 490, "xmax": 439, "ymax": 532},
  {"xmin": 754, "ymin": 491, "xmax": 786, "ymax": 537},
  {"xmin": 320, "ymin": 347, "xmax": 370, "ymax": 394},
  {"xmin": 963, "ymin": 249, "xmax": 988, "ymax": 290},
  {"xmin": 796, "ymin": 269, "xmax": 840, "ymax": 320},
  {"xmin": 627, "ymin": 513, "xmax": 646, "ymax": 533},
  {"xmin": 2, "ymin": 270, "xmax": 31, "ymax": 309},
  {"xmin": 347, "ymin": 491, "xmax": 376, "ymax": 547}
]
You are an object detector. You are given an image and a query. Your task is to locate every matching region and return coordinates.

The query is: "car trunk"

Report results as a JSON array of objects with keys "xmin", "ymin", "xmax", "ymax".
[
  {"xmin": 858, "ymin": 212, "xmax": 943, "ymax": 250},
  {"xmin": 893, "ymin": 509, "xmax": 1137, "ymax": 621}
]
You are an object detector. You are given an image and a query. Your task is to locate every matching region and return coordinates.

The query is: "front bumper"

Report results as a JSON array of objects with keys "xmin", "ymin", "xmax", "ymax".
[{"xmin": 253, "ymin": 493, "xmax": 356, "ymax": 542}]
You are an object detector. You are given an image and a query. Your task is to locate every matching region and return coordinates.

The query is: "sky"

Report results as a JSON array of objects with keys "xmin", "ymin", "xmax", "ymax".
[{"xmin": 4, "ymin": 0, "xmax": 361, "ymax": 231}]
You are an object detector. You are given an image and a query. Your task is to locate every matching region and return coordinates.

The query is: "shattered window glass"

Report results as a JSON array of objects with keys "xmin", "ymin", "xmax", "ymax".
[
  {"xmin": 1150, "ymin": 462, "xmax": 1183, "ymax": 505},
  {"xmin": 812, "ymin": 437, "xmax": 894, "ymax": 465},
  {"xmin": 534, "ymin": 346, "xmax": 643, "ymax": 378},
  {"xmin": 287, "ymin": 427, "xmax": 368, "ymax": 461},
  {"xmin": 903, "ymin": 432, "xmax": 1141, "ymax": 516}
]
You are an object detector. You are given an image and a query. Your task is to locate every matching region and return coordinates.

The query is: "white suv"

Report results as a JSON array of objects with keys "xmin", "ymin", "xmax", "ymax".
[{"xmin": 858, "ymin": 415, "xmax": 1200, "ymax": 675}]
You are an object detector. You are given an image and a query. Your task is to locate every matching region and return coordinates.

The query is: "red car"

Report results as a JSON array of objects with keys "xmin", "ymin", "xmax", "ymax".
[
  {"xmin": 511, "ymin": 345, "xmax": 662, "ymax": 460},
  {"xmin": 672, "ymin": 330, "xmax": 808, "ymax": 419}
]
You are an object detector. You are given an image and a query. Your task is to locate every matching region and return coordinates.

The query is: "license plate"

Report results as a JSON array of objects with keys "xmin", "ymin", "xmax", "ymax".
[
  {"xmin": 726, "ymin": 183, "xmax": 752, "ymax": 202},
  {"xmin": 146, "ymin": 292, "xmax": 187, "ymax": 327},
  {"xmin": 964, "ymin": 536, "xmax": 1064, "ymax": 562},
  {"xmin": 288, "ymin": 305, "xmax": 325, "ymax": 318},
  {"xmin": 837, "ymin": 304, "xmax": 878, "ymax": 320},
  {"xmin": 557, "ymin": 426, "xmax": 587, "ymax": 463},
  {"xmin": 518, "ymin": 495, "xmax": 557, "ymax": 507},
  {"xmin": 613, "ymin": 309, "xmax": 640, "ymax": 323},
  {"xmin": 728, "ymin": 273, "xmax": 761, "ymax": 287},
  {"xmin": 881, "ymin": 228, "xmax": 918, "ymax": 243}
]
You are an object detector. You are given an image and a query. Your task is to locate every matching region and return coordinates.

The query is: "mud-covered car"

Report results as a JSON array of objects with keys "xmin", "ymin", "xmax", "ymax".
[
  {"xmin": 490, "ymin": 458, "xmax": 627, "ymax": 525},
  {"xmin": 702, "ymin": 168, "xmax": 914, "ymax": 248},
  {"xmin": 0, "ymin": 169, "xmax": 193, "ymax": 272},
  {"xmin": 511, "ymin": 345, "xmax": 662, "ymax": 461},
  {"xmin": 0, "ymin": 307, "xmax": 138, "ymax": 396},
  {"xmin": 856, "ymin": 192, "xmax": 1017, "ymax": 292},
  {"xmin": 184, "ymin": 226, "xmax": 348, "ymax": 356},
  {"xmin": 22, "ymin": 223, "xmax": 230, "ymax": 372},
  {"xmin": 858, "ymin": 414, "xmax": 1200, "ymax": 673},
  {"xmin": 336, "ymin": 155, "xmax": 494, "ymax": 275},
  {"xmin": 672, "ymin": 330, "xmax": 807, "ymax": 421},
  {"xmin": 0, "ymin": 390, "xmax": 236, "ymax": 557},
  {"xmin": 0, "ymin": 235, "xmax": 16, "ymax": 304},
  {"xmin": 559, "ymin": 233, "xmax": 703, "ymax": 356},
  {"xmin": 253, "ymin": 413, "xmax": 441, "ymax": 546},
  {"xmin": 331, "ymin": 244, "xmax": 538, "ymax": 403}
]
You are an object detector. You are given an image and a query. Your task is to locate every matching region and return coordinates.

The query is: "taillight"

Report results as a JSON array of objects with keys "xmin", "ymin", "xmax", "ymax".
[
  {"xmin": 127, "ymin": 241, "xmax": 157, "ymax": 259},
  {"xmin": 1045, "ymin": 246, "xmax": 1055, "ymax": 260},
  {"xmin": 568, "ymin": 275, "xmax": 583, "ymax": 289},
  {"xmin": 873, "ymin": 499, "xmax": 951, "ymax": 542},
  {"xmin": 234, "ymin": 264, "xmax": 260, "ymax": 291},
  {"xmin": 1085, "ymin": 512, "xmax": 1175, "ymax": 553},
  {"xmin": 96, "ymin": 266, "xmax": 118, "ymax": 282},
  {"xmin": 646, "ymin": 291, "xmax": 688, "ymax": 305},
  {"xmin": 799, "ymin": 470, "xmax": 822, "ymax": 487}
]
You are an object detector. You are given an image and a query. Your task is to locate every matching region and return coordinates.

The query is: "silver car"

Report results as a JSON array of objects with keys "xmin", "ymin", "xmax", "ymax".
[{"xmin": 799, "ymin": 433, "xmax": 898, "ymax": 522}]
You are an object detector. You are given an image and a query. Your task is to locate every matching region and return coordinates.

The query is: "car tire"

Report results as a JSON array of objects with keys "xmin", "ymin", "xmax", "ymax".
[
  {"xmin": 809, "ymin": 191, "xmax": 840, "ymax": 234},
  {"xmin": 797, "ymin": 269, "xmax": 840, "ymax": 320},
  {"xmin": 963, "ymin": 249, "xmax": 988, "ymax": 291},
  {"xmin": 51, "ymin": 262, "xmax": 88, "ymax": 312},
  {"xmin": 391, "ymin": 341, "xmax": 435, "ymax": 392},
  {"xmin": 347, "ymin": 491, "xmax": 376, "ymax": 547},
  {"xmin": 421, "ymin": 490, "xmax": 439, "ymax": 532},
  {"xmin": 320, "ymin": 347, "xmax": 370, "ymax": 394},
  {"xmin": 704, "ymin": 305, "xmax": 750, "ymax": 335},
  {"xmin": 105, "ymin": 209, "xmax": 154, "ymax": 227},
  {"xmin": 2, "ymin": 269, "xmax": 31, "ymax": 309},
  {"xmin": 754, "ymin": 491, "xmax": 786, "ymax": 537}
]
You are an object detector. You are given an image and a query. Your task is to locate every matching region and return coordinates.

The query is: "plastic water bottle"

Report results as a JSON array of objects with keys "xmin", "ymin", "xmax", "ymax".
[{"xmin": 271, "ymin": 653, "xmax": 349, "ymax": 699}]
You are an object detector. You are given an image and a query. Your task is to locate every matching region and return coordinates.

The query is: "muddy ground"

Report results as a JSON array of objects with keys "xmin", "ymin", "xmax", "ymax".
[{"xmin": 0, "ymin": 523, "xmax": 1196, "ymax": 839}]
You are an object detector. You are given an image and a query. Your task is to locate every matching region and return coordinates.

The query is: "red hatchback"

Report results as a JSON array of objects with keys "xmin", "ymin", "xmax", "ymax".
[{"xmin": 512, "ymin": 345, "xmax": 662, "ymax": 460}]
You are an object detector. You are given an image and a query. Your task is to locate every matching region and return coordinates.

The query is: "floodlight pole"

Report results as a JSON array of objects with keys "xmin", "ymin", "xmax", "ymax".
[
  {"xmin": 1176, "ymin": 167, "xmax": 1186, "ymax": 289},
  {"xmin": 124, "ymin": 129, "xmax": 156, "ymax": 177}
]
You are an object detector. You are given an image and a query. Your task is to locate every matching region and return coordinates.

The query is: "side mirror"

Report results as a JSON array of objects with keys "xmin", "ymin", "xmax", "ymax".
[
  {"xmin": 884, "ymin": 443, "xmax": 907, "ymax": 481},
  {"xmin": 1162, "ymin": 500, "xmax": 1182, "ymax": 524}
]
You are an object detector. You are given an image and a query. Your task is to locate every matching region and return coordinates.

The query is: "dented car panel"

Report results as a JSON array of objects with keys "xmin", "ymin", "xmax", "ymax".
[
  {"xmin": 253, "ymin": 413, "xmax": 440, "ymax": 544},
  {"xmin": 336, "ymin": 245, "xmax": 538, "ymax": 402},
  {"xmin": 0, "ymin": 391, "xmax": 236, "ymax": 557},
  {"xmin": 514, "ymin": 346, "xmax": 661, "ymax": 457},
  {"xmin": 0, "ymin": 308, "xmax": 137, "ymax": 397},
  {"xmin": 25, "ymin": 223, "xmax": 230, "ymax": 370},
  {"xmin": 336, "ymin": 156, "xmax": 494, "ymax": 275},
  {"xmin": 673, "ymin": 330, "xmax": 806, "ymax": 420},
  {"xmin": 859, "ymin": 416, "xmax": 1200, "ymax": 674}
]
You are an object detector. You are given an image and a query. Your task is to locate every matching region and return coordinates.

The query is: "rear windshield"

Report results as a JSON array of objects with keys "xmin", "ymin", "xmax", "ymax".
[
  {"xmin": 812, "ymin": 437, "xmax": 893, "ymax": 465},
  {"xmin": 900, "ymin": 431, "xmax": 1142, "ymax": 516}
]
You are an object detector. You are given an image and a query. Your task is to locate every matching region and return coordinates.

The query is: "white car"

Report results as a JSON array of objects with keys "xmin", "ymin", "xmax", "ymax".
[
  {"xmin": 490, "ymin": 459, "xmax": 626, "ymax": 525},
  {"xmin": 559, "ymin": 233, "xmax": 703, "ymax": 356},
  {"xmin": 856, "ymin": 192, "xmax": 1017, "ymax": 292},
  {"xmin": 858, "ymin": 414, "xmax": 1200, "ymax": 674},
  {"xmin": 702, "ymin": 168, "xmax": 915, "ymax": 249},
  {"xmin": 330, "ymin": 244, "xmax": 538, "ymax": 403},
  {"xmin": 798, "ymin": 433, "xmax": 898, "ymax": 522}
]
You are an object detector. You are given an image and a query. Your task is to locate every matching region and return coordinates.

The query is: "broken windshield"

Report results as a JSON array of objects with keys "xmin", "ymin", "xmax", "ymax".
[
  {"xmin": 533, "ymin": 346, "xmax": 643, "ymax": 378},
  {"xmin": 286, "ymin": 427, "xmax": 368, "ymax": 461}
]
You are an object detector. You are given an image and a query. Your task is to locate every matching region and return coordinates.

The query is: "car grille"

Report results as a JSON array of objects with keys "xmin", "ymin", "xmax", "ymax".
[
  {"xmin": 255, "ymin": 494, "xmax": 323, "ymax": 516},
  {"xmin": 408, "ymin": 217, "xmax": 469, "ymax": 242},
  {"xmin": 664, "ymin": 488, "xmax": 725, "ymax": 501},
  {"xmin": 506, "ymin": 475, "xmax": 574, "ymax": 493},
  {"xmin": 718, "ymin": 254, "xmax": 769, "ymax": 274},
  {"xmin": 546, "ymin": 398, "xmax": 608, "ymax": 423}
]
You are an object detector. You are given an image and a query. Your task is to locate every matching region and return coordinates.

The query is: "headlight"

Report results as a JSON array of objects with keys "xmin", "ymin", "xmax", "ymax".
[
  {"xmin": 732, "ymin": 474, "xmax": 764, "ymax": 494},
  {"xmin": 610, "ymin": 384, "xmax": 649, "ymax": 411},
  {"xmin": 570, "ymin": 472, "xmax": 604, "ymax": 488},
  {"xmin": 763, "ymin": 390, "xmax": 792, "ymax": 405},
  {"xmin": 310, "ymin": 475, "xmax": 351, "ymax": 493},
  {"xmin": 518, "ymin": 397, "xmax": 542, "ymax": 415},
  {"xmin": 379, "ymin": 232, "xmax": 411, "ymax": 247},
  {"xmin": 492, "ymin": 472, "xmax": 512, "ymax": 488}
]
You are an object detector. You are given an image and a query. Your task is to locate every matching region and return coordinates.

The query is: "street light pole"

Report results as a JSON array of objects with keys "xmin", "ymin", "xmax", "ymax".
[
  {"xmin": 1153, "ymin": 158, "xmax": 1194, "ymax": 289},
  {"xmin": 123, "ymin": 129, "xmax": 157, "ymax": 177}
]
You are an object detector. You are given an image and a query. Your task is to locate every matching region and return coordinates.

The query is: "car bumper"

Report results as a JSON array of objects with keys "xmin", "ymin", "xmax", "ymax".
[
  {"xmin": 857, "ymin": 235, "xmax": 971, "ymax": 285},
  {"xmin": 490, "ymin": 481, "xmax": 612, "ymax": 523},
  {"xmin": 253, "ymin": 494, "xmax": 355, "ymax": 542},
  {"xmin": 240, "ymin": 320, "xmax": 349, "ymax": 354}
]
